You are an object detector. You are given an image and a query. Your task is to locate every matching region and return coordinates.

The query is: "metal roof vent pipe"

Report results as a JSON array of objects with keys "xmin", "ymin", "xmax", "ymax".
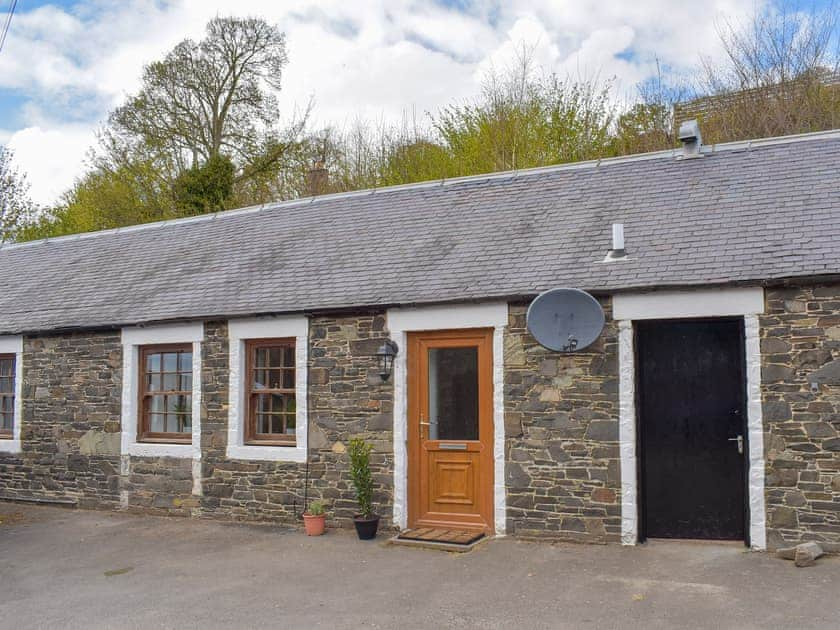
[
  {"xmin": 678, "ymin": 119, "xmax": 703, "ymax": 158},
  {"xmin": 604, "ymin": 223, "xmax": 627, "ymax": 261}
]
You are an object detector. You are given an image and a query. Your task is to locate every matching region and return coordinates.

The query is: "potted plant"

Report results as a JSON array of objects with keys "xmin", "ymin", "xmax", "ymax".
[
  {"xmin": 348, "ymin": 438, "xmax": 379, "ymax": 540},
  {"xmin": 303, "ymin": 500, "xmax": 326, "ymax": 536}
]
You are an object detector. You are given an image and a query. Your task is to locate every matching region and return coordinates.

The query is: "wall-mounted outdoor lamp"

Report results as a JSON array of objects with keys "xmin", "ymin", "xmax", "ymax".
[{"xmin": 376, "ymin": 339, "xmax": 399, "ymax": 382}]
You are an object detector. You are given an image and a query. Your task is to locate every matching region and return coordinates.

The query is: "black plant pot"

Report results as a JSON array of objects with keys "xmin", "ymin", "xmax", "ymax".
[{"xmin": 353, "ymin": 514, "xmax": 380, "ymax": 540}]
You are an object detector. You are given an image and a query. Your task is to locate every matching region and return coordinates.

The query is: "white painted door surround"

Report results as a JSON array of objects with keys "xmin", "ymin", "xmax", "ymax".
[
  {"xmin": 613, "ymin": 287, "xmax": 766, "ymax": 549},
  {"xmin": 387, "ymin": 302, "xmax": 508, "ymax": 534}
]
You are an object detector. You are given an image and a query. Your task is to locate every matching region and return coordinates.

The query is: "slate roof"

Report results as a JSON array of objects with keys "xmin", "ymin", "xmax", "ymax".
[{"xmin": 2, "ymin": 130, "xmax": 840, "ymax": 335}]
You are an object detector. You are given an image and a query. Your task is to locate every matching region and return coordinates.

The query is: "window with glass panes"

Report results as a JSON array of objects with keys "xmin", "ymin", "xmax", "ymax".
[
  {"xmin": 138, "ymin": 344, "xmax": 193, "ymax": 442},
  {"xmin": 245, "ymin": 339, "xmax": 296, "ymax": 444},
  {"xmin": 0, "ymin": 354, "xmax": 14, "ymax": 438}
]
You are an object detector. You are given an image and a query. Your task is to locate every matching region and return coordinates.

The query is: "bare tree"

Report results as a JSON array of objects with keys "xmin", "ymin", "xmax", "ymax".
[
  {"xmin": 297, "ymin": 108, "xmax": 444, "ymax": 196},
  {"xmin": 693, "ymin": 1, "xmax": 840, "ymax": 142},
  {"xmin": 705, "ymin": 2, "xmax": 838, "ymax": 90}
]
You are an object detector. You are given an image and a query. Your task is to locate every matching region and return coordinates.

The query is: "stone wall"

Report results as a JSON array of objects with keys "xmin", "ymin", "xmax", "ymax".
[
  {"xmin": 761, "ymin": 284, "xmax": 840, "ymax": 549},
  {"xmin": 0, "ymin": 316, "xmax": 395, "ymax": 528},
  {"xmin": 199, "ymin": 314, "xmax": 395, "ymax": 527},
  {"xmin": 3, "ymin": 289, "xmax": 836, "ymax": 547},
  {"xmin": 123, "ymin": 456, "xmax": 197, "ymax": 515},
  {"xmin": 307, "ymin": 313, "xmax": 395, "ymax": 525},
  {"xmin": 0, "ymin": 333, "xmax": 199, "ymax": 516},
  {"xmin": 0, "ymin": 332, "xmax": 122, "ymax": 508},
  {"xmin": 503, "ymin": 299, "xmax": 621, "ymax": 542},
  {"xmin": 199, "ymin": 319, "xmax": 309, "ymax": 523}
]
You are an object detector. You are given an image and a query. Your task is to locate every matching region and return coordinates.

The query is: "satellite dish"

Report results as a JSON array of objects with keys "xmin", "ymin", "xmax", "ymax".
[{"xmin": 526, "ymin": 288, "xmax": 605, "ymax": 352}]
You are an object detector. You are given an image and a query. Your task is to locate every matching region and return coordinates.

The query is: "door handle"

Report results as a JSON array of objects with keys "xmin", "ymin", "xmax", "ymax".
[
  {"xmin": 419, "ymin": 414, "xmax": 430, "ymax": 440},
  {"xmin": 418, "ymin": 414, "xmax": 438, "ymax": 440},
  {"xmin": 728, "ymin": 435, "xmax": 744, "ymax": 455}
]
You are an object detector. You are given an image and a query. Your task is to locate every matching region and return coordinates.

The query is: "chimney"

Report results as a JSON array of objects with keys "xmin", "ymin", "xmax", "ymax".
[
  {"xmin": 307, "ymin": 159, "xmax": 328, "ymax": 196},
  {"xmin": 678, "ymin": 119, "xmax": 703, "ymax": 158}
]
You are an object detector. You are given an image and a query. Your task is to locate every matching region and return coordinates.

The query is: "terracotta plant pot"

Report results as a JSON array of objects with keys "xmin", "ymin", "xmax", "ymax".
[
  {"xmin": 353, "ymin": 514, "xmax": 380, "ymax": 540},
  {"xmin": 303, "ymin": 513, "xmax": 326, "ymax": 536}
]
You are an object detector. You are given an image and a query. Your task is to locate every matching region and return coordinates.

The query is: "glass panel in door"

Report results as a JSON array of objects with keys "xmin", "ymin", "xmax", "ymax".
[{"xmin": 427, "ymin": 347, "xmax": 479, "ymax": 441}]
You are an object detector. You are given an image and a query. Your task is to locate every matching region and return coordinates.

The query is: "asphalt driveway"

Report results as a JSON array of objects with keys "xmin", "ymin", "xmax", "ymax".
[{"xmin": 0, "ymin": 503, "xmax": 837, "ymax": 629}]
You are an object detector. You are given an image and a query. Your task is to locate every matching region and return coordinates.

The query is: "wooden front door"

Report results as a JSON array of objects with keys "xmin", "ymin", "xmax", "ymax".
[
  {"xmin": 637, "ymin": 319, "xmax": 747, "ymax": 541},
  {"xmin": 407, "ymin": 329, "xmax": 494, "ymax": 533}
]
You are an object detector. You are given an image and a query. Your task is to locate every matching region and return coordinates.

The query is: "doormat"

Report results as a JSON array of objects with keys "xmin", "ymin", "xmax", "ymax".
[{"xmin": 395, "ymin": 527, "xmax": 485, "ymax": 546}]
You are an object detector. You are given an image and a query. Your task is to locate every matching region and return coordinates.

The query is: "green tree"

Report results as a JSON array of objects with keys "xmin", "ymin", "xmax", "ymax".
[
  {"xmin": 173, "ymin": 154, "xmax": 235, "ymax": 216},
  {"xmin": 609, "ymin": 62, "xmax": 691, "ymax": 155},
  {"xmin": 0, "ymin": 146, "xmax": 35, "ymax": 242},
  {"xmin": 434, "ymin": 54, "xmax": 616, "ymax": 175},
  {"xmin": 14, "ymin": 160, "xmax": 171, "ymax": 241},
  {"xmin": 17, "ymin": 16, "xmax": 308, "ymax": 242},
  {"xmin": 612, "ymin": 103, "xmax": 673, "ymax": 155},
  {"xmin": 298, "ymin": 52, "xmax": 617, "ymax": 197},
  {"xmin": 379, "ymin": 138, "xmax": 455, "ymax": 186},
  {"xmin": 108, "ymin": 16, "xmax": 293, "ymax": 171},
  {"xmin": 300, "ymin": 116, "xmax": 454, "ymax": 195},
  {"xmin": 25, "ymin": 3, "xmax": 838, "ymax": 245},
  {"xmin": 348, "ymin": 438, "xmax": 374, "ymax": 518}
]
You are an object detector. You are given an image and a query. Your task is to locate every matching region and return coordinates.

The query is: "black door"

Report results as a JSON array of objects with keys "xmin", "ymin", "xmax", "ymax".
[{"xmin": 637, "ymin": 319, "xmax": 746, "ymax": 540}]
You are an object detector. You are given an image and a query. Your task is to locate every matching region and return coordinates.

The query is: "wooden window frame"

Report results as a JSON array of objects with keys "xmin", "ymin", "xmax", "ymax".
[
  {"xmin": 245, "ymin": 338, "xmax": 297, "ymax": 446},
  {"xmin": 137, "ymin": 343, "xmax": 193, "ymax": 444},
  {"xmin": 0, "ymin": 353, "xmax": 14, "ymax": 440}
]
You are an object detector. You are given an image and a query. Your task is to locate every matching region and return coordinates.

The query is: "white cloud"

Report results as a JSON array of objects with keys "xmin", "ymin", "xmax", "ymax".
[
  {"xmin": 7, "ymin": 125, "xmax": 95, "ymax": 207},
  {"xmin": 1, "ymin": 0, "xmax": 765, "ymax": 206},
  {"xmin": 475, "ymin": 16, "xmax": 561, "ymax": 78}
]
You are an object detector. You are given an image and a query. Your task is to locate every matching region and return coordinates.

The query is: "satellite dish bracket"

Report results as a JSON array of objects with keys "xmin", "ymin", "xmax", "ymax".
[{"xmin": 562, "ymin": 335, "xmax": 578, "ymax": 353}]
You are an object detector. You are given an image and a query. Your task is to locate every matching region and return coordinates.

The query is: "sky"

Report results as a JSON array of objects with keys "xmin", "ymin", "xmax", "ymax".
[{"xmin": 0, "ymin": 0, "xmax": 817, "ymax": 206}]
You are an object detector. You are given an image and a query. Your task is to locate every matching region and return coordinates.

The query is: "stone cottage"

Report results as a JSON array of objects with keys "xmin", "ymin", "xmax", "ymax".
[{"xmin": 0, "ymin": 127, "xmax": 838, "ymax": 551}]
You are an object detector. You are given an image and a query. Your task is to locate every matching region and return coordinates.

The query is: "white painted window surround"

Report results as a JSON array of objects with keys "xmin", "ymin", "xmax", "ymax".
[
  {"xmin": 0, "ymin": 335, "xmax": 23, "ymax": 454},
  {"xmin": 120, "ymin": 323, "xmax": 203, "ymax": 463},
  {"xmin": 227, "ymin": 316, "xmax": 309, "ymax": 463},
  {"xmin": 613, "ymin": 287, "xmax": 767, "ymax": 550},
  {"xmin": 387, "ymin": 302, "xmax": 508, "ymax": 535}
]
